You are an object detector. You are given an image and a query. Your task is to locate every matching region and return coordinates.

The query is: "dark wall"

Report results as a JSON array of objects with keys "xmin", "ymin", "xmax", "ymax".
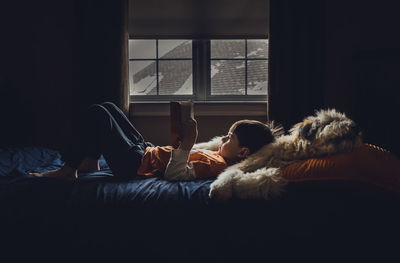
[
  {"xmin": 1, "ymin": 0, "xmax": 399, "ymax": 155},
  {"xmin": 0, "ymin": 0, "xmax": 74, "ymax": 149},
  {"xmin": 324, "ymin": 0, "xmax": 400, "ymax": 155},
  {"xmin": 0, "ymin": 0, "xmax": 126, "ymax": 150}
]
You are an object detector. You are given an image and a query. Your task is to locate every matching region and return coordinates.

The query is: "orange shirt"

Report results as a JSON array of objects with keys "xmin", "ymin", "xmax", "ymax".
[{"xmin": 137, "ymin": 146, "xmax": 228, "ymax": 179}]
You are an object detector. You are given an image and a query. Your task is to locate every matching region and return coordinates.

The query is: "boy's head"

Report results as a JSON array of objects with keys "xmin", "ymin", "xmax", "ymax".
[{"xmin": 218, "ymin": 120, "xmax": 275, "ymax": 164}]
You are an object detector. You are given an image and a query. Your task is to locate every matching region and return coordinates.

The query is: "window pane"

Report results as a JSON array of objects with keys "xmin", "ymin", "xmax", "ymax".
[
  {"xmin": 129, "ymin": 61, "xmax": 157, "ymax": 95},
  {"xmin": 211, "ymin": 60, "xmax": 245, "ymax": 95},
  {"xmin": 211, "ymin": 40, "xmax": 245, "ymax": 59},
  {"xmin": 159, "ymin": 40, "xmax": 192, "ymax": 59},
  {"xmin": 159, "ymin": 60, "xmax": 192, "ymax": 95},
  {"xmin": 247, "ymin": 60, "xmax": 268, "ymax": 95},
  {"xmin": 129, "ymin": 39, "xmax": 156, "ymax": 59},
  {"xmin": 247, "ymin": 39, "xmax": 269, "ymax": 58}
]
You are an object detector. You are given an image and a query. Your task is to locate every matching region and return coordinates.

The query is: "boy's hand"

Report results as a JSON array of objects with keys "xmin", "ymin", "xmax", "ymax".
[{"xmin": 179, "ymin": 118, "xmax": 198, "ymax": 151}]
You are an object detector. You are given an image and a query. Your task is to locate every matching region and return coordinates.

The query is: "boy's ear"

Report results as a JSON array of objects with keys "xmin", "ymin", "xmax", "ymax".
[{"xmin": 238, "ymin": 147, "xmax": 250, "ymax": 159}]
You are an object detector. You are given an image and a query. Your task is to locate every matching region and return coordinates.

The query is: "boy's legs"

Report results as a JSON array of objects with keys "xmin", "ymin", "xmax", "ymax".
[
  {"xmin": 51, "ymin": 104, "xmax": 145, "ymax": 180},
  {"xmin": 61, "ymin": 104, "xmax": 147, "ymax": 178},
  {"xmin": 32, "ymin": 103, "xmax": 148, "ymax": 179},
  {"xmin": 100, "ymin": 102, "xmax": 151, "ymax": 147},
  {"xmin": 79, "ymin": 102, "xmax": 152, "ymax": 173}
]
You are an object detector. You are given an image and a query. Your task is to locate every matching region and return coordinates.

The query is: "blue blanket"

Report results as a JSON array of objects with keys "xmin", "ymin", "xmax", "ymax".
[
  {"xmin": 1, "ymin": 146, "xmax": 286, "ymax": 262},
  {"xmin": 0, "ymin": 146, "xmax": 212, "ymax": 205}
]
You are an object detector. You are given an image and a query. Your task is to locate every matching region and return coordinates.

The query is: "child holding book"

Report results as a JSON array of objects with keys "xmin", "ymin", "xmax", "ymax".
[{"xmin": 31, "ymin": 102, "xmax": 275, "ymax": 180}]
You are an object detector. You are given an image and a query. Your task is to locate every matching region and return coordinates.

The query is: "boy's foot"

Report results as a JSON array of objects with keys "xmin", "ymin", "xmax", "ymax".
[
  {"xmin": 78, "ymin": 158, "xmax": 100, "ymax": 173},
  {"xmin": 30, "ymin": 166, "xmax": 78, "ymax": 179}
]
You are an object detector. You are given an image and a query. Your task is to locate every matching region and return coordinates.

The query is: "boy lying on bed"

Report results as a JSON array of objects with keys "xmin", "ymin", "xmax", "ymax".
[{"xmin": 31, "ymin": 102, "xmax": 275, "ymax": 180}]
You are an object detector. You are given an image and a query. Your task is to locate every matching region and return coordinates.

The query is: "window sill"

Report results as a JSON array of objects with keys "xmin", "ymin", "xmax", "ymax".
[{"xmin": 129, "ymin": 101, "xmax": 267, "ymax": 117}]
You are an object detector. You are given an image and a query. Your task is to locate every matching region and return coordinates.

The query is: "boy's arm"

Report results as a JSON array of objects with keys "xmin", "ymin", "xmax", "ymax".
[
  {"xmin": 178, "ymin": 118, "xmax": 197, "ymax": 151},
  {"xmin": 164, "ymin": 148, "xmax": 195, "ymax": 181},
  {"xmin": 164, "ymin": 118, "xmax": 198, "ymax": 181}
]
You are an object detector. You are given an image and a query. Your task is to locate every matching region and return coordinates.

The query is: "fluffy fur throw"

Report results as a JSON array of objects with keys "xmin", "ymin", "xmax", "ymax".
[{"xmin": 193, "ymin": 109, "xmax": 363, "ymax": 201}]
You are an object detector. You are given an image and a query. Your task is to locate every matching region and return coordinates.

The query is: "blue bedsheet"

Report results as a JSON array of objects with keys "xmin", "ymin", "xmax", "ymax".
[
  {"xmin": 1, "ymin": 146, "xmax": 278, "ymax": 262},
  {"xmin": 0, "ymin": 146, "xmax": 212, "ymax": 205}
]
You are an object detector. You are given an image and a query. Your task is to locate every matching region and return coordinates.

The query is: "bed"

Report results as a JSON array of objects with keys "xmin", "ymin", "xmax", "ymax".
[{"xmin": 1, "ymin": 146, "xmax": 399, "ymax": 262}]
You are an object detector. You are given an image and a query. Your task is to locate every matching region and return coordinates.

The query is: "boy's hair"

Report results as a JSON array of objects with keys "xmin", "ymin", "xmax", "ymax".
[{"xmin": 229, "ymin": 120, "xmax": 276, "ymax": 154}]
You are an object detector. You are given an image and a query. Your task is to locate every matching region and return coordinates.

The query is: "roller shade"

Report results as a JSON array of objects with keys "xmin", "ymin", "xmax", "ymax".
[{"xmin": 129, "ymin": 0, "xmax": 269, "ymax": 39}]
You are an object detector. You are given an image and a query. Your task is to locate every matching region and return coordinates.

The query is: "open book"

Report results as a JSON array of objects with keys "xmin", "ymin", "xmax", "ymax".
[{"xmin": 170, "ymin": 101, "xmax": 194, "ymax": 149}]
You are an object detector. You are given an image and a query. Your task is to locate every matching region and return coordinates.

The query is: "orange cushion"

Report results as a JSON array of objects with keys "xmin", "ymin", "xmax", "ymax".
[{"xmin": 280, "ymin": 144, "xmax": 400, "ymax": 193}]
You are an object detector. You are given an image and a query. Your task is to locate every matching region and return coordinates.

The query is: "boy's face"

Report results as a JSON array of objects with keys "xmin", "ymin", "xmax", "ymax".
[{"xmin": 217, "ymin": 130, "xmax": 249, "ymax": 162}]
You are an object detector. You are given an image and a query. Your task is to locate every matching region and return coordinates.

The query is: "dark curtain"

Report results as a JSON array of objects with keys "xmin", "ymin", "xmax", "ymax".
[
  {"xmin": 0, "ymin": 76, "xmax": 35, "ymax": 147},
  {"xmin": 352, "ymin": 49, "xmax": 400, "ymax": 156},
  {"xmin": 73, "ymin": 0, "xmax": 129, "ymax": 116},
  {"xmin": 0, "ymin": 0, "xmax": 73, "ymax": 148},
  {"xmin": 268, "ymin": 0, "xmax": 326, "ymax": 129}
]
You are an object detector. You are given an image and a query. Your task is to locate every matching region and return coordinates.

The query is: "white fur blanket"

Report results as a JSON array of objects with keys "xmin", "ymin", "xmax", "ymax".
[{"xmin": 193, "ymin": 109, "xmax": 363, "ymax": 201}]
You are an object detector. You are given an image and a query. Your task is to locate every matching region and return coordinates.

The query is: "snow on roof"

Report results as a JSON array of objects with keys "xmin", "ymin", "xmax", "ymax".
[{"xmin": 131, "ymin": 40, "xmax": 268, "ymax": 95}]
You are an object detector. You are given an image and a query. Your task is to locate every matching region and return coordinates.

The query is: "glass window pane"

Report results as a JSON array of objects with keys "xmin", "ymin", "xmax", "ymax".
[
  {"xmin": 247, "ymin": 39, "xmax": 269, "ymax": 59},
  {"xmin": 129, "ymin": 61, "xmax": 157, "ymax": 95},
  {"xmin": 211, "ymin": 60, "xmax": 245, "ymax": 95},
  {"xmin": 211, "ymin": 40, "xmax": 245, "ymax": 59},
  {"xmin": 159, "ymin": 40, "xmax": 192, "ymax": 59},
  {"xmin": 247, "ymin": 60, "xmax": 268, "ymax": 95},
  {"xmin": 159, "ymin": 60, "xmax": 192, "ymax": 95},
  {"xmin": 129, "ymin": 39, "xmax": 156, "ymax": 59}
]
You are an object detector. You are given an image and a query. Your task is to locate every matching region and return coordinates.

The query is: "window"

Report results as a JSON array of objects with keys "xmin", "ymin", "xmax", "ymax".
[{"xmin": 129, "ymin": 39, "xmax": 268, "ymax": 101}]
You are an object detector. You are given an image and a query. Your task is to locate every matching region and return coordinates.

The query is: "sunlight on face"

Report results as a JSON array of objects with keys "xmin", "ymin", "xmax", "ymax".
[{"xmin": 217, "ymin": 132, "xmax": 243, "ymax": 161}]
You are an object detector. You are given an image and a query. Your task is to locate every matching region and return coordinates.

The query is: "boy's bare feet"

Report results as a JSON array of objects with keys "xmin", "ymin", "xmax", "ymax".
[
  {"xmin": 78, "ymin": 157, "xmax": 100, "ymax": 173},
  {"xmin": 30, "ymin": 165, "xmax": 78, "ymax": 179}
]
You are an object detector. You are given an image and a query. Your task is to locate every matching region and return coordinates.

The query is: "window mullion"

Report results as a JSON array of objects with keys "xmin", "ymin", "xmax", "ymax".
[
  {"xmin": 194, "ymin": 39, "xmax": 208, "ymax": 101},
  {"xmin": 192, "ymin": 40, "xmax": 200, "ymax": 100},
  {"xmin": 245, "ymin": 39, "xmax": 248, "ymax": 95},
  {"xmin": 203, "ymin": 40, "xmax": 210, "ymax": 101},
  {"xmin": 156, "ymin": 39, "xmax": 159, "ymax": 95},
  {"xmin": 193, "ymin": 40, "xmax": 208, "ymax": 101}
]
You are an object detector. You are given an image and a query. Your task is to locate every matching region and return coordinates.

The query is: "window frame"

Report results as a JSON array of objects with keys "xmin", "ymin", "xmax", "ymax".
[{"xmin": 129, "ymin": 38, "xmax": 268, "ymax": 102}]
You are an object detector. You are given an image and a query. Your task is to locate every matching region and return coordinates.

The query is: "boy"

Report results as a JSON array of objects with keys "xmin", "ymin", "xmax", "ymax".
[{"xmin": 32, "ymin": 102, "xmax": 275, "ymax": 180}]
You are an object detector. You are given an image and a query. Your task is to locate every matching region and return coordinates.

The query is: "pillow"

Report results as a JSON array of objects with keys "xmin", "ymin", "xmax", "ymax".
[{"xmin": 280, "ymin": 144, "xmax": 400, "ymax": 193}]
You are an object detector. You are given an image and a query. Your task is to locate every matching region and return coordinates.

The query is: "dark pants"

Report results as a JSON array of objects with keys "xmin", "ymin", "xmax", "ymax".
[{"xmin": 62, "ymin": 102, "xmax": 153, "ymax": 178}]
